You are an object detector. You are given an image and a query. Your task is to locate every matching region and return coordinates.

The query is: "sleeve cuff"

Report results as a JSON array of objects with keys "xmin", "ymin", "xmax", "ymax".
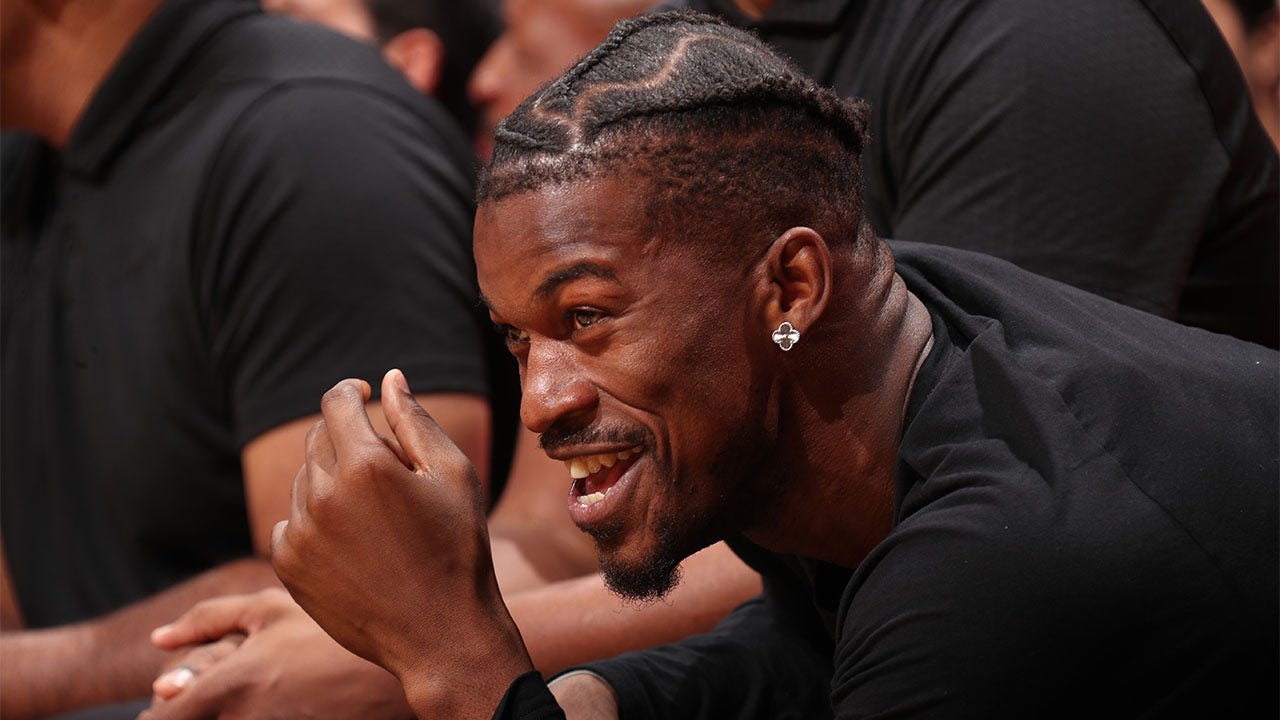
[{"xmin": 491, "ymin": 670, "xmax": 565, "ymax": 720}]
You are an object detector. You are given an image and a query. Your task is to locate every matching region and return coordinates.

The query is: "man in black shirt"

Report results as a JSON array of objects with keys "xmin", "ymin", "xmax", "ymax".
[
  {"xmin": 0, "ymin": 0, "xmax": 491, "ymax": 716},
  {"xmin": 268, "ymin": 12, "xmax": 1279, "ymax": 719},
  {"xmin": 679, "ymin": 0, "xmax": 1280, "ymax": 349}
]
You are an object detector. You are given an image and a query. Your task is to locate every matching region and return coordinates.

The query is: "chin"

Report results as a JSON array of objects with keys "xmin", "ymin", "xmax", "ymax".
[
  {"xmin": 598, "ymin": 547, "xmax": 683, "ymax": 602},
  {"xmin": 591, "ymin": 511, "xmax": 694, "ymax": 602}
]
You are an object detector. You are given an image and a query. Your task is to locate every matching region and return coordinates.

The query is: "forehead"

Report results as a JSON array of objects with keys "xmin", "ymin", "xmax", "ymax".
[{"xmin": 474, "ymin": 178, "xmax": 657, "ymax": 301}]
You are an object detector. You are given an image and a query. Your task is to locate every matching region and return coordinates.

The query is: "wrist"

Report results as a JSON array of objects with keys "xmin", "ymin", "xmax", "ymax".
[{"xmin": 397, "ymin": 609, "xmax": 536, "ymax": 720}]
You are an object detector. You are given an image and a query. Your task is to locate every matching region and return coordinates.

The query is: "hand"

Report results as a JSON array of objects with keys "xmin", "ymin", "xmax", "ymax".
[
  {"xmin": 271, "ymin": 370, "xmax": 535, "ymax": 719},
  {"xmin": 149, "ymin": 631, "xmax": 244, "ymax": 706},
  {"xmin": 141, "ymin": 588, "xmax": 412, "ymax": 720}
]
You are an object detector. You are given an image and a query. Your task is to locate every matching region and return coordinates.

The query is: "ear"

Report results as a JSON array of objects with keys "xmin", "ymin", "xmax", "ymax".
[
  {"xmin": 381, "ymin": 27, "xmax": 445, "ymax": 96},
  {"xmin": 757, "ymin": 227, "xmax": 832, "ymax": 346}
]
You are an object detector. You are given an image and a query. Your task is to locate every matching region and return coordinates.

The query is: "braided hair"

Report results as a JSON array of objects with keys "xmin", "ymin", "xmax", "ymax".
[{"xmin": 478, "ymin": 10, "xmax": 873, "ymax": 251}]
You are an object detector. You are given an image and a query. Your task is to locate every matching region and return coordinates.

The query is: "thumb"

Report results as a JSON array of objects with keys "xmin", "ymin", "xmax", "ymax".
[
  {"xmin": 151, "ymin": 595, "xmax": 258, "ymax": 649},
  {"xmin": 381, "ymin": 368, "xmax": 450, "ymax": 472}
]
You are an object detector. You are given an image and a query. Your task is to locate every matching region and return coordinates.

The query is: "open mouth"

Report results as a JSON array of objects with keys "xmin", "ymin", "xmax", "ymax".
[{"xmin": 566, "ymin": 445, "xmax": 644, "ymax": 507}]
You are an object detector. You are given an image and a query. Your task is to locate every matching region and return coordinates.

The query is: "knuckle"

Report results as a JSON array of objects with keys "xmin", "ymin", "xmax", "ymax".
[{"xmin": 321, "ymin": 380, "xmax": 361, "ymax": 407}]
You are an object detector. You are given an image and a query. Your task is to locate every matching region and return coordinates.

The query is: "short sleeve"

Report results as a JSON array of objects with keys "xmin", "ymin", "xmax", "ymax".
[
  {"xmin": 194, "ymin": 83, "xmax": 487, "ymax": 447},
  {"xmin": 492, "ymin": 671, "xmax": 566, "ymax": 720}
]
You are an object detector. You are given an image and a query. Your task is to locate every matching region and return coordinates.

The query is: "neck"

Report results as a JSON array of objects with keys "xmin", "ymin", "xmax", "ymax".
[
  {"xmin": 0, "ymin": 0, "xmax": 162, "ymax": 147},
  {"xmin": 746, "ymin": 239, "xmax": 935, "ymax": 568}
]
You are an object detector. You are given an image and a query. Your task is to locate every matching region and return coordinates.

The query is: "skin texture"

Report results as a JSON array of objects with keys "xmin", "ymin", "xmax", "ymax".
[
  {"xmin": 271, "ymin": 172, "xmax": 934, "ymax": 717},
  {"xmin": 144, "ymin": 590, "xmax": 413, "ymax": 720},
  {"xmin": 466, "ymin": 0, "xmax": 659, "ymax": 158}
]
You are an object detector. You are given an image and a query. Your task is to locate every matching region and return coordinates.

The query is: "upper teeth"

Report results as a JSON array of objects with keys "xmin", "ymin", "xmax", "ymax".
[{"xmin": 566, "ymin": 446, "xmax": 643, "ymax": 479}]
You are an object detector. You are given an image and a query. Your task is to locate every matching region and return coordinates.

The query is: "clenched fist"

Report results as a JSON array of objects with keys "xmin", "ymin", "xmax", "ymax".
[{"xmin": 271, "ymin": 369, "xmax": 535, "ymax": 719}]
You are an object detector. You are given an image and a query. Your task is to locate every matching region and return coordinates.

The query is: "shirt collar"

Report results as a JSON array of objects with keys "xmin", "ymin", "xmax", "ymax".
[{"xmin": 63, "ymin": 0, "xmax": 258, "ymax": 178}]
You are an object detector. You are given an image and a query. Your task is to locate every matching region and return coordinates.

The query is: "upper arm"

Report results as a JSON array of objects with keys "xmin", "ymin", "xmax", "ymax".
[
  {"xmin": 242, "ymin": 393, "xmax": 490, "ymax": 555},
  {"xmin": 198, "ymin": 83, "xmax": 487, "ymax": 451},
  {"xmin": 200, "ymin": 84, "xmax": 492, "ymax": 557}
]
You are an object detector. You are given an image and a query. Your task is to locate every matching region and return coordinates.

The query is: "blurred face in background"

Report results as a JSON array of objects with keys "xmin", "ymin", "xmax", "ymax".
[{"xmin": 467, "ymin": 0, "xmax": 657, "ymax": 158}]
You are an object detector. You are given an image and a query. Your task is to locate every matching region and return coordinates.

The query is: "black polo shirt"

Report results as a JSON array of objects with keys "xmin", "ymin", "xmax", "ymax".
[
  {"xmin": 681, "ymin": 0, "xmax": 1280, "ymax": 348},
  {"xmin": 1, "ymin": 0, "xmax": 487, "ymax": 626}
]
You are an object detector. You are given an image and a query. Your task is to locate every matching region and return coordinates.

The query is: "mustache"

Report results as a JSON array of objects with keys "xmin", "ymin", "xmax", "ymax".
[{"xmin": 539, "ymin": 422, "xmax": 652, "ymax": 455}]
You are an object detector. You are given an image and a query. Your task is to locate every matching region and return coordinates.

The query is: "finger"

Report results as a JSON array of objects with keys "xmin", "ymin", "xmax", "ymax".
[
  {"xmin": 377, "ymin": 432, "xmax": 411, "ymax": 468},
  {"xmin": 143, "ymin": 654, "xmax": 243, "ymax": 720},
  {"xmin": 270, "ymin": 519, "xmax": 289, "ymax": 558},
  {"xmin": 151, "ymin": 634, "xmax": 244, "ymax": 700},
  {"xmin": 289, "ymin": 462, "xmax": 309, "ymax": 522},
  {"xmin": 319, "ymin": 378, "xmax": 379, "ymax": 467},
  {"xmin": 151, "ymin": 665, "xmax": 196, "ymax": 701},
  {"xmin": 152, "ymin": 595, "xmax": 257, "ymax": 649},
  {"xmin": 381, "ymin": 368, "xmax": 449, "ymax": 472},
  {"xmin": 304, "ymin": 418, "xmax": 335, "ymax": 473}
]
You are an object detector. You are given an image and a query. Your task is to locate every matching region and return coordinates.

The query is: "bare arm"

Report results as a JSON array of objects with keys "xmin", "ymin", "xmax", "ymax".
[
  {"xmin": 489, "ymin": 427, "xmax": 599, "ymax": 595},
  {"xmin": 1, "ymin": 392, "xmax": 488, "ymax": 720},
  {"xmin": 0, "ymin": 557, "xmax": 280, "ymax": 719},
  {"xmin": 509, "ymin": 542, "xmax": 760, "ymax": 675}
]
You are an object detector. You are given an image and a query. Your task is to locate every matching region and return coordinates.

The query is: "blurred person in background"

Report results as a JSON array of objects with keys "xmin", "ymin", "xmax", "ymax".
[
  {"xmin": 263, "ymin": 0, "xmax": 500, "ymax": 141},
  {"xmin": 467, "ymin": 0, "xmax": 662, "ymax": 158},
  {"xmin": 1202, "ymin": 0, "xmax": 1279, "ymax": 148},
  {"xmin": 0, "ymin": 0, "xmax": 493, "ymax": 717},
  {"xmin": 683, "ymin": 0, "xmax": 1280, "ymax": 348}
]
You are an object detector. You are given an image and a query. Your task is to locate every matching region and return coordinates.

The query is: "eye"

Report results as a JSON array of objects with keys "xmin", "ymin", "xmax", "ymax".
[{"xmin": 570, "ymin": 309, "xmax": 605, "ymax": 331}]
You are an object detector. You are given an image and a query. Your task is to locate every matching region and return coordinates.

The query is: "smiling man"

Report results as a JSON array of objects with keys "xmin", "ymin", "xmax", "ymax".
[{"xmin": 270, "ymin": 11, "xmax": 1279, "ymax": 719}]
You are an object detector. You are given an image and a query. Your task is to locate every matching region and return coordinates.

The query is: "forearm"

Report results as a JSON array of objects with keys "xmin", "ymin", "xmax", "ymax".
[
  {"xmin": 489, "ymin": 524, "xmax": 598, "ymax": 596},
  {"xmin": 506, "ymin": 543, "xmax": 760, "ymax": 675},
  {"xmin": 0, "ymin": 557, "xmax": 279, "ymax": 719}
]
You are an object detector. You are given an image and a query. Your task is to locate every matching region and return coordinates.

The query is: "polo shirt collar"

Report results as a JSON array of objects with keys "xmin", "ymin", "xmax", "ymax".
[{"xmin": 63, "ymin": 0, "xmax": 258, "ymax": 178}]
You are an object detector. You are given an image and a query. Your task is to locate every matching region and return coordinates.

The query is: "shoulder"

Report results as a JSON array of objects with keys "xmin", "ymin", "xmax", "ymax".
[{"xmin": 832, "ymin": 450, "xmax": 1260, "ymax": 715}]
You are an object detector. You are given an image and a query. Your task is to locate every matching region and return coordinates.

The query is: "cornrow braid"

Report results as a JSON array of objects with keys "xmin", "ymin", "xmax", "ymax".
[{"xmin": 479, "ymin": 9, "xmax": 873, "ymax": 252}]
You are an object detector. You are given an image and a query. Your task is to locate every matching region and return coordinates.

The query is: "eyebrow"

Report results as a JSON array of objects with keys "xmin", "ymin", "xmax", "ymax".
[{"xmin": 533, "ymin": 262, "xmax": 619, "ymax": 300}]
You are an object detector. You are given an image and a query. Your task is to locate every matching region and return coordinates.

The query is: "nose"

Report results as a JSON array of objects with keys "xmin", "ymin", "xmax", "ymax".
[{"xmin": 519, "ymin": 340, "xmax": 599, "ymax": 435}]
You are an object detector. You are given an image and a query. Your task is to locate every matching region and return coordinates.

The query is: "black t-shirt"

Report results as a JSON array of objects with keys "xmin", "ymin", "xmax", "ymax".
[
  {"xmin": 494, "ymin": 241, "xmax": 1279, "ymax": 718},
  {"xmin": 1, "ymin": 0, "xmax": 490, "ymax": 626},
  {"xmin": 678, "ymin": 0, "xmax": 1280, "ymax": 348}
]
